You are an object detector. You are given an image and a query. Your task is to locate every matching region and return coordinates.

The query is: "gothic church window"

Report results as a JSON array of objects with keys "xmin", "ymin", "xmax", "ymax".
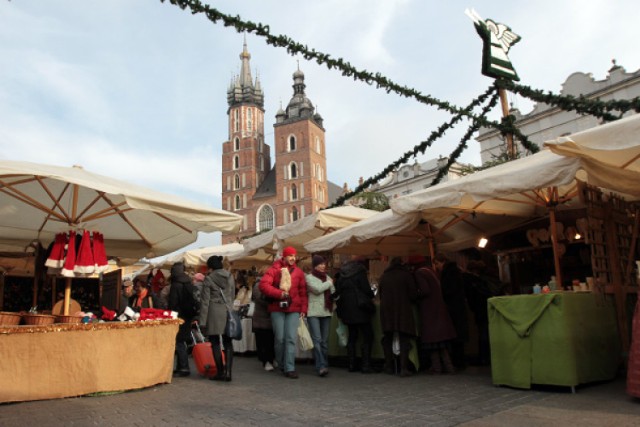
[
  {"xmin": 234, "ymin": 137, "xmax": 240, "ymax": 151},
  {"xmin": 234, "ymin": 174, "xmax": 240, "ymax": 190},
  {"xmin": 247, "ymin": 109, "xmax": 253, "ymax": 131},
  {"xmin": 234, "ymin": 110, "xmax": 239, "ymax": 132},
  {"xmin": 291, "ymin": 184, "xmax": 298, "ymax": 200},
  {"xmin": 288, "ymin": 135, "xmax": 296, "ymax": 151},
  {"xmin": 234, "ymin": 195, "xmax": 241, "ymax": 211},
  {"xmin": 290, "ymin": 162, "xmax": 297, "ymax": 179},
  {"xmin": 292, "ymin": 206, "xmax": 299, "ymax": 221},
  {"xmin": 257, "ymin": 205, "xmax": 275, "ymax": 232},
  {"xmin": 233, "ymin": 155, "xmax": 239, "ymax": 170}
]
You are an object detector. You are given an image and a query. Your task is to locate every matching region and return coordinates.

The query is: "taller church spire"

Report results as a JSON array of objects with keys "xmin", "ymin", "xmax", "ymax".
[{"xmin": 227, "ymin": 36, "xmax": 264, "ymax": 108}]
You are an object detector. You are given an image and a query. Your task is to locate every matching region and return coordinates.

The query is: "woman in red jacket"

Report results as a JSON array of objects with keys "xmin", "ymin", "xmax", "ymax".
[{"xmin": 259, "ymin": 246, "xmax": 308, "ymax": 379}]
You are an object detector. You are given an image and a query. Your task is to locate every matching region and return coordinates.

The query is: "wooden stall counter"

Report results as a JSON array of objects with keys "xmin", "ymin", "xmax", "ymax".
[
  {"xmin": 0, "ymin": 319, "xmax": 180, "ymax": 403},
  {"xmin": 488, "ymin": 292, "xmax": 621, "ymax": 390}
]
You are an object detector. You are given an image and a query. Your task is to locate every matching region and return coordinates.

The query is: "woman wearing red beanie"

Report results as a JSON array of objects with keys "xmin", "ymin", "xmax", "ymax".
[{"xmin": 259, "ymin": 246, "xmax": 308, "ymax": 379}]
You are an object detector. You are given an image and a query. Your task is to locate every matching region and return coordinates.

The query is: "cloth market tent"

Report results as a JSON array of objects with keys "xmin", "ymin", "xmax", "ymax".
[{"xmin": 230, "ymin": 205, "xmax": 378, "ymax": 262}]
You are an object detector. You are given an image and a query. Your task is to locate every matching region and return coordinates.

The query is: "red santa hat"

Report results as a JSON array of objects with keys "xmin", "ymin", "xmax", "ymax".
[
  {"xmin": 282, "ymin": 246, "xmax": 297, "ymax": 257},
  {"xmin": 45, "ymin": 233, "xmax": 67, "ymax": 269},
  {"xmin": 92, "ymin": 231, "xmax": 109, "ymax": 273},
  {"xmin": 61, "ymin": 230, "xmax": 77, "ymax": 278},
  {"xmin": 74, "ymin": 230, "xmax": 95, "ymax": 275}
]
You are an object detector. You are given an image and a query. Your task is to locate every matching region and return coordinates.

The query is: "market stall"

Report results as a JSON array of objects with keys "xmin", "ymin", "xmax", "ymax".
[
  {"xmin": 0, "ymin": 160, "xmax": 242, "ymax": 402},
  {"xmin": 488, "ymin": 292, "xmax": 620, "ymax": 390}
]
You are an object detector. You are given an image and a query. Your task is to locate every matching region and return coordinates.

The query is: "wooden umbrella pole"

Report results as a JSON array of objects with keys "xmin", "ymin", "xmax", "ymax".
[
  {"xmin": 498, "ymin": 87, "xmax": 516, "ymax": 160},
  {"xmin": 549, "ymin": 206, "xmax": 563, "ymax": 287},
  {"xmin": 63, "ymin": 277, "xmax": 72, "ymax": 315}
]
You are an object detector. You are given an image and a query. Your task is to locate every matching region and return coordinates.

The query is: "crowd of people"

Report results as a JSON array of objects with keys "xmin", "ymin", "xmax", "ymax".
[{"xmin": 119, "ymin": 247, "xmax": 502, "ymax": 382}]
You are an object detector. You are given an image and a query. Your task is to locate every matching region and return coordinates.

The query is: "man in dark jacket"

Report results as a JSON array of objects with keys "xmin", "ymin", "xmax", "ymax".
[
  {"xmin": 335, "ymin": 256, "xmax": 375, "ymax": 373},
  {"xmin": 168, "ymin": 262, "xmax": 196, "ymax": 377}
]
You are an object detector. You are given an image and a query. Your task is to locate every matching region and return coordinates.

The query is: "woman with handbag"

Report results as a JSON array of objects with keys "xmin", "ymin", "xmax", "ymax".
[
  {"xmin": 259, "ymin": 246, "xmax": 308, "ymax": 379},
  {"xmin": 305, "ymin": 255, "xmax": 335, "ymax": 377},
  {"xmin": 199, "ymin": 255, "xmax": 236, "ymax": 381}
]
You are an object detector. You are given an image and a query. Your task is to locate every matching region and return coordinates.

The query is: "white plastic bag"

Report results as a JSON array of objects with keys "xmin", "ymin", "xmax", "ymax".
[
  {"xmin": 336, "ymin": 319, "xmax": 348, "ymax": 347},
  {"xmin": 297, "ymin": 318, "xmax": 314, "ymax": 351}
]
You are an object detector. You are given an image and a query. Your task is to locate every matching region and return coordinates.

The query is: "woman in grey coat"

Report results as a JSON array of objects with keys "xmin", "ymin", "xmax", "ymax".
[{"xmin": 199, "ymin": 255, "xmax": 236, "ymax": 381}]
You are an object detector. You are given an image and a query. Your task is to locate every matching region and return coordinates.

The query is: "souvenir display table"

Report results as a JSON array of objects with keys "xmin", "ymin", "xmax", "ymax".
[
  {"xmin": 0, "ymin": 319, "xmax": 180, "ymax": 403},
  {"xmin": 488, "ymin": 292, "xmax": 620, "ymax": 390}
]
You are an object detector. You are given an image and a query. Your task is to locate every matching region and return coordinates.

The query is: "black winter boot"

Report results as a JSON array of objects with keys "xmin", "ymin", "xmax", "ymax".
[
  {"xmin": 347, "ymin": 342, "xmax": 358, "ymax": 372},
  {"xmin": 210, "ymin": 343, "xmax": 225, "ymax": 381},
  {"xmin": 223, "ymin": 347, "xmax": 234, "ymax": 382},
  {"xmin": 382, "ymin": 336, "xmax": 395, "ymax": 375},
  {"xmin": 361, "ymin": 343, "xmax": 373, "ymax": 374}
]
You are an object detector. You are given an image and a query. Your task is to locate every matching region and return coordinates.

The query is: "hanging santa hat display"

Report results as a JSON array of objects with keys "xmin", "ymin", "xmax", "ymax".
[
  {"xmin": 61, "ymin": 230, "xmax": 77, "ymax": 278},
  {"xmin": 92, "ymin": 231, "xmax": 109, "ymax": 273},
  {"xmin": 45, "ymin": 232, "xmax": 67, "ymax": 269},
  {"xmin": 74, "ymin": 230, "xmax": 95, "ymax": 275}
]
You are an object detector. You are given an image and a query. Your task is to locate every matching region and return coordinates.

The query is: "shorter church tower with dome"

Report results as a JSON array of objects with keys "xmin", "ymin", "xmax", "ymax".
[{"xmin": 221, "ymin": 42, "xmax": 339, "ymax": 243}]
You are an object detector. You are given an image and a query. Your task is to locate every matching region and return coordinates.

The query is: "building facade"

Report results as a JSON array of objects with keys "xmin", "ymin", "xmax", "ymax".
[
  {"xmin": 476, "ymin": 62, "xmax": 640, "ymax": 165},
  {"xmin": 370, "ymin": 157, "xmax": 468, "ymax": 201},
  {"xmin": 221, "ymin": 42, "xmax": 335, "ymax": 243}
]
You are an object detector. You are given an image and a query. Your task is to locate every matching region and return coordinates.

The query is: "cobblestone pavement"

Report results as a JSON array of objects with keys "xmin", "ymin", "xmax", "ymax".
[{"xmin": 2, "ymin": 355, "xmax": 640, "ymax": 426}]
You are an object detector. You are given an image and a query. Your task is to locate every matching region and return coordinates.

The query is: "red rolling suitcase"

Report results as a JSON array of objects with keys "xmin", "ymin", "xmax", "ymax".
[{"xmin": 191, "ymin": 324, "xmax": 223, "ymax": 378}]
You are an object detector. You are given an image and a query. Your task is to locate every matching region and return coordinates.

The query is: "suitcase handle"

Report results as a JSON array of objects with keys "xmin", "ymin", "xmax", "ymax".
[{"xmin": 191, "ymin": 322, "xmax": 207, "ymax": 344}]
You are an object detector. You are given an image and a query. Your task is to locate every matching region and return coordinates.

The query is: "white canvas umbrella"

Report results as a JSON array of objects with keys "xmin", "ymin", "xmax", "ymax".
[
  {"xmin": 0, "ymin": 160, "xmax": 242, "ymax": 313},
  {"xmin": 154, "ymin": 243, "xmax": 245, "ymax": 269},
  {"xmin": 0, "ymin": 160, "xmax": 242, "ymax": 258},
  {"xmin": 304, "ymin": 210, "xmax": 436, "ymax": 256}
]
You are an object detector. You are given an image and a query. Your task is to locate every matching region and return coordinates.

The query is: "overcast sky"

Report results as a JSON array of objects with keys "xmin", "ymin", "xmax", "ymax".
[{"xmin": 1, "ymin": 0, "xmax": 638, "ymax": 249}]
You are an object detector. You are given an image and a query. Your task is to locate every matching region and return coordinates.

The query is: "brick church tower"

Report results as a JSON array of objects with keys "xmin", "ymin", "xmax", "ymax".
[
  {"xmin": 221, "ymin": 43, "xmax": 329, "ymax": 244},
  {"xmin": 273, "ymin": 66, "xmax": 328, "ymax": 227}
]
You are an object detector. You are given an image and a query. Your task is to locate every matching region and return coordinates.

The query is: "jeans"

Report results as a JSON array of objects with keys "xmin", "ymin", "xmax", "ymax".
[
  {"xmin": 271, "ymin": 311, "xmax": 299, "ymax": 373},
  {"xmin": 307, "ymin": 316, "xmax": 331, "ymax": 372}
]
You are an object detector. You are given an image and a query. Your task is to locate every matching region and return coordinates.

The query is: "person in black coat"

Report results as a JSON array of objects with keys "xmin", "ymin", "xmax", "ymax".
[
  {"xmin": 434, "ymin": 253, "xmax": 469, "ymax": 369},
  {"xmin": 168, "ymin": 262, "xmax": 196, "ymax": 377},
  {"xmin": 335, "ymin": 256, "xmax": 375, "ymax": 373},
  {"xmin": 378, "ymin": 257, "xmax": 418, "ymax": 376}
]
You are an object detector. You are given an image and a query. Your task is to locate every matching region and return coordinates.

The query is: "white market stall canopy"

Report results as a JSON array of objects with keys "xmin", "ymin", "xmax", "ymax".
[
  {"xmin": 0, "ymin": 160, "xmax": 243, "ymax": 259},
  {"xmin": 233, "ymin": 206, "xmax": 379, "ymax": 260}
]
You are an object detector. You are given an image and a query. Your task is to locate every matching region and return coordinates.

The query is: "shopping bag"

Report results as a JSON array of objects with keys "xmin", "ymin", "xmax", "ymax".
[
  {"xmin": 297, "ymin": 318, "xmax": 314, "ymax": 351},
  {"xmin": 225, "ymin": 308, "xmax": 243, "ymax": 340}
]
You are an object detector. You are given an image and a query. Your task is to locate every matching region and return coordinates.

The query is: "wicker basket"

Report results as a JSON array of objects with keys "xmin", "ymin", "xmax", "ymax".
[
  {"xmin": 55, "ymin": 315, "xmax": 83, "ymax": 324},
  {"xmin": 22, "ymin": 313, "xmax": 56, "ymax": 326},
  {"xmin": 0, "ymin": 311, "xmax": 22, "ymax": 326}
]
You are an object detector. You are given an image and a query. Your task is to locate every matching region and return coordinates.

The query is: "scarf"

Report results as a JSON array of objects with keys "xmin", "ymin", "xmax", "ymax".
[
  {"xmin": 312, "ymin": 269, "xmax": 333, "ymax": 312},
  {"xmin": 135, "ymin": 287, "xmax": 148, "ymax": 308}
]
